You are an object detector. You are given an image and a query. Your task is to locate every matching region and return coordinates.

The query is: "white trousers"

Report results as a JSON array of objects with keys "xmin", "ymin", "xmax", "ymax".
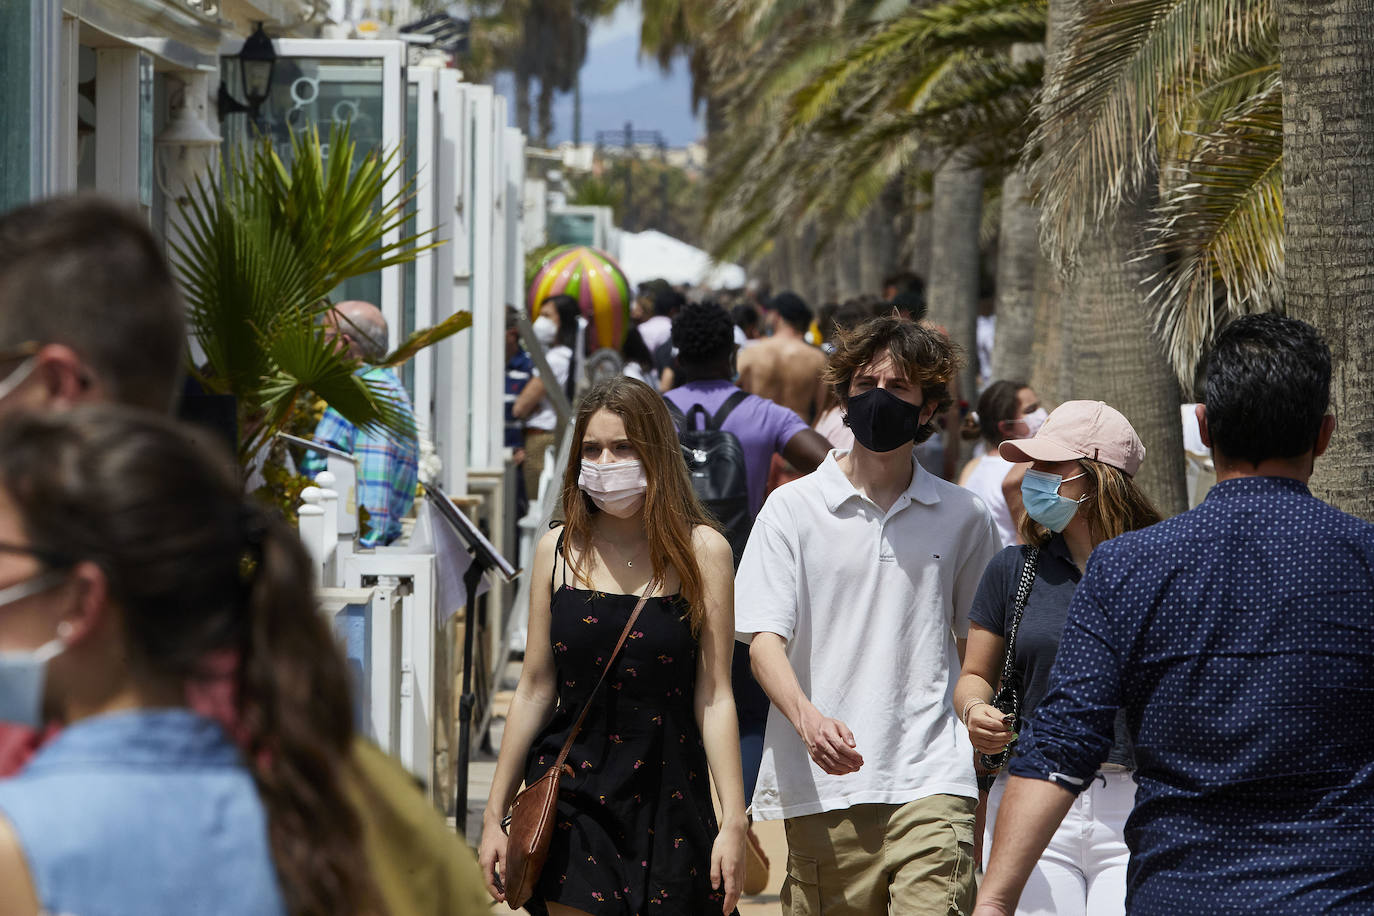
[{"xmin": 984, "ymin": 769, "xmax": 1135, "ymax": 916}]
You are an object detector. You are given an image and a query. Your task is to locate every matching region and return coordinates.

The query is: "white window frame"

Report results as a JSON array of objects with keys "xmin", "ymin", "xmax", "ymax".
[{"xmin": 218, "ymin": 38, "xmax": 408, "ymax": 341}]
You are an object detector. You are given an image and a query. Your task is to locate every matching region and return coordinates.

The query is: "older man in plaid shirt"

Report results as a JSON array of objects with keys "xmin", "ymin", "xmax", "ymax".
[{"xmin": 302, "ymin": 300, "xmax": 419, "ymax": 547}]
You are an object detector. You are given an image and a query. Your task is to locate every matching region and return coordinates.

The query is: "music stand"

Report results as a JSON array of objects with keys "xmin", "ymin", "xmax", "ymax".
[{"xmin": 425, "ymin": 485, "xmax": 519, "ymax": 835}]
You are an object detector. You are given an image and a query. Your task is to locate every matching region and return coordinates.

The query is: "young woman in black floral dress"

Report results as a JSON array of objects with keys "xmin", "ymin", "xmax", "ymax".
[{"xmin": 480, "ymin": 376, "xmax": 746, "ymax": 916}]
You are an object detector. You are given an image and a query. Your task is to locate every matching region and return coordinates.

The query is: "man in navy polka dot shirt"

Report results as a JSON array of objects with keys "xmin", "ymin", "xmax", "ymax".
[{"xmin": 976, "ymin": 314, "xmax": 1374, "ymax": 915}]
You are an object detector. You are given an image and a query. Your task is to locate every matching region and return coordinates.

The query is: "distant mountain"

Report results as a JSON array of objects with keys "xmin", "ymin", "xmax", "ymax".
[{"xmin": 491, "ymin": 30, "xmax": 704, "ymax": 147}]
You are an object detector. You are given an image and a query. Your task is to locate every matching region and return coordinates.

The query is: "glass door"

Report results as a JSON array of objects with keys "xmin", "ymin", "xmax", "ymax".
[{"xmin": 219, "ymin": 38, "xmax": 407, "ymax": 343}]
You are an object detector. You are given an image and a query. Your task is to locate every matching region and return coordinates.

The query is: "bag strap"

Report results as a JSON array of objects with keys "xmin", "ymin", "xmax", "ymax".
[
  {"xmin": 996, "ymin": 545, "xmax": 1040, "ymax": 695},
  {"xmin": 709, "ymin": 390, "xmax": 750, "ymax": 430},
  {"xmin": 551, "ymin": 529, "xmax": 565, "ymax": 596},
  {"xmin": 664, "ymin": 396, "xmax": 687, "ymax": 431},
  {"xmin": 550, "ymin": 579, "xmax": 657, "ymax": 772}
]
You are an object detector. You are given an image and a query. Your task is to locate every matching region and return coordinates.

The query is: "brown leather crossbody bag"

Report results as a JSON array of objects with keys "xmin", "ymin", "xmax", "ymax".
[{"xmin": 500, "ymin": 580, "xmax": 655, "ymax": 910}]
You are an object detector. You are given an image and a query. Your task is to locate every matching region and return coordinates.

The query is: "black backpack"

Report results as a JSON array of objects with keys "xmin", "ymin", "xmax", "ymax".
[{"xmin": 665, "ymin": 391, "xmax": 753, "ymax": 566}]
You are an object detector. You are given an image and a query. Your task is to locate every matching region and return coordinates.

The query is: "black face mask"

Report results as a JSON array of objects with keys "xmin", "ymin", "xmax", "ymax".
[{"xmin": 845, "ymin": 387, "xmax": 925, "ymax": 452}]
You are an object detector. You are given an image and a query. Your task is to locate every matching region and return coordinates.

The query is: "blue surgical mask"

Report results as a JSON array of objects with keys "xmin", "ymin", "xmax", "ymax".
[
  {"xmin": 1021, "ymin": 468, "xmax": 1088, "ymax": 533},
  {"xmin": 0, "ymin": 569, "xmax": 72, "ymax": 728}
]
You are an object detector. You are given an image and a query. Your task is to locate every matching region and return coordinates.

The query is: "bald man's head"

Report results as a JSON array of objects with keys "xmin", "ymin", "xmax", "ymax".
[{"xmin": 330, "ymin": 300, "xmax": 388, "ymax": 363}]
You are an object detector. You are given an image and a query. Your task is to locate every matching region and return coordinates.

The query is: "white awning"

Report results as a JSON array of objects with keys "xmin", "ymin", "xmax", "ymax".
[{"xmin": 615, "ymin": 228, "xmax": 747, "ymax": 291}]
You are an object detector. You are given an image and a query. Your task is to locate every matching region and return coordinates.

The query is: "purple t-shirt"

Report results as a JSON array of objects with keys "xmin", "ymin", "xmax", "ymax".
[{"xmin": 665, "ymin": 380, "xmax": 810, "ymax": 518}]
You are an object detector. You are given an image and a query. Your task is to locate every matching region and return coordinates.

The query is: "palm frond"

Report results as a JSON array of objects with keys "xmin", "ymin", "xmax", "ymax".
[
  {"xmin": 1031, "ymin": 0, "xmax": 1274, "ymax": 266},
  {"xmin": 1143, "ymin": 76, "xmax": 1282, "ymax": 386},
  {"xmin": 378, "ymin": 310, "xmax": 474, "ymax": 368}
]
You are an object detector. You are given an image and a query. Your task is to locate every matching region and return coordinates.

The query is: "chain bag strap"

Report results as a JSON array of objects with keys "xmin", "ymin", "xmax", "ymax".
[
  {"xmin": 980, "ymin": 545, "xmax": 1040, "ymax": 771},
  {"xmin": 501, "ymin": 577, "xmax": 658, "ymax": 909}
]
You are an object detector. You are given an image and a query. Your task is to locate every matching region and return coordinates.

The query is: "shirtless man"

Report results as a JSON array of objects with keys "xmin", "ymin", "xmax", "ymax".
[{"xmin": 737, "ymin": 291, "xmax": 828, "ymax": 423}]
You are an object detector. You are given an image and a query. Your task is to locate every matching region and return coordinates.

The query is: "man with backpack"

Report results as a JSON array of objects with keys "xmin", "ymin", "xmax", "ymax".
[
  {"xmin": 662, "ymin": 300, "xmax": 831, "ymax": 888},
  {"xmin": 664, "ymin": 300, "xmax": 832, "ymax": 536}
]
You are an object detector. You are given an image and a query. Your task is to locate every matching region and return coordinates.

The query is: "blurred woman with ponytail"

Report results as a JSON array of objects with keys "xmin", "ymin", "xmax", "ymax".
[{"xmin": 0, "ymin": 407, "xmax": 377, "ymax": 916}]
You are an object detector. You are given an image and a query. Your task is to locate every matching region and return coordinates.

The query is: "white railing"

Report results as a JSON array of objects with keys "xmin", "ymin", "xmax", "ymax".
[
  {"xmin": 297, "ymin": 468, "xmax": 438, "ymax": 797},
  {"xmin": 297, "ymin": 466, "xmax": 520, "ymax": 827}
]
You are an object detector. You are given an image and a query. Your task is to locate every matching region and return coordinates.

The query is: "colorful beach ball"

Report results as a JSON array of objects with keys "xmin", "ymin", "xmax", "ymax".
[{"xmin": 528, "ymin": 246, "xmax": 632, "ymax": 350}]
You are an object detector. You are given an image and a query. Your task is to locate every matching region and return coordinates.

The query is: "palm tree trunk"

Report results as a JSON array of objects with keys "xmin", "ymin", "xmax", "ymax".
[
  {"xmin": 515, "ymin": 70, "xmax": 532, "ymax": 138},
  {"xmin": 992, "ymin": 164, "xmax": 1039, "ymax": 384},
  {"xmin": 992, "ymin": 43, "xmax": 1044, "ymax": 384},
  {"xmin": 537, "ymin": 81, "xmax": 554, "ymax": 147},
  {"xmin": 902, "ymin": 174, "xmax": 934, "ymax": 283},
  {"xmin": 860, "ymin": 179, "xmax": 902, "ymax": 296},
  {"xmin": 1066, "ymin": 201, "xmax": 1187, "ymax": 516},
  {"xmin": 834, "ymin": 224, "xmax": 863, "ymax": 300},
  {"xmin": 929, "ymin": 156, "xmax": 984, "ymax": 406},
  {"xmin": 1029, "ymin": 259, "xmax": 1065, "ymax": 403},
  {"xmin": 817, "ymin": 235, "xmax": 839, "ymax": 305},
  {"xmin": 1280, "ymin": 0, "xmax": 1374, "ymax": 520}
]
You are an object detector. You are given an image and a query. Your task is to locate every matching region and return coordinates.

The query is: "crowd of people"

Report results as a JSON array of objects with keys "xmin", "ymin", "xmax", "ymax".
[
  {"xmin": 0, "ymin": 191, "xmax": 1370, "ymax": 916},
  {"xmin": 488, "ymin": 269, "xmax": 1374, "ymax": 916}
]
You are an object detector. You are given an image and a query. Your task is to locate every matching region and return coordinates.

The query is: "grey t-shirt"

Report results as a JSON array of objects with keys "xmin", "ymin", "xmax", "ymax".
[{"xmin": 969, "ymin": 536, "xmax": 1135, "ymax": 770}]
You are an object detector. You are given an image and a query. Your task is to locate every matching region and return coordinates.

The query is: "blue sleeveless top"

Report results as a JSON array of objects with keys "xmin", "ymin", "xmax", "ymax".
[{"xmin": 0, "ymin": 709, "xmax": 286, "ymax": 916}]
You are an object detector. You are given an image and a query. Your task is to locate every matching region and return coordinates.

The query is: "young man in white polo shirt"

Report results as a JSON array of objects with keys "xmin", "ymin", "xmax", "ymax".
[{"xmin": 736, "ymin": 316, "xmax": 998, "ymax": 914}]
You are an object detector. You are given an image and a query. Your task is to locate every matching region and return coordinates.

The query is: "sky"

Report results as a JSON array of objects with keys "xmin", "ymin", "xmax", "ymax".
[{"xmin": 492, "ymin": 2, "xmax": 705, "ymax": 148}]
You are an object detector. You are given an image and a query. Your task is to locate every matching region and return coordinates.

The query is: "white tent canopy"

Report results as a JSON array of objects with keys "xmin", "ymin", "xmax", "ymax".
[{"xmin": 615, "ymin": 229, "xmax": 748, "ymax": 290}]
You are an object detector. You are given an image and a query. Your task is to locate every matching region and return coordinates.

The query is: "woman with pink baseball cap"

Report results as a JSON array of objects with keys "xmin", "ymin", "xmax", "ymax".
[{"xmin": 954, "ymin": 400, "xmax": 1161, "ymax": 916}]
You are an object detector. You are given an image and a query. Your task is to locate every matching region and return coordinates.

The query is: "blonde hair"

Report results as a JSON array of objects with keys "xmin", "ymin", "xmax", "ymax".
[
  {"xmin": 1018, "ymin": 458, "xmax": 1162, "ymax": 547},
  {"xmin": 559, "ymin": 377, "xmax": 718, "ymax": 633}
]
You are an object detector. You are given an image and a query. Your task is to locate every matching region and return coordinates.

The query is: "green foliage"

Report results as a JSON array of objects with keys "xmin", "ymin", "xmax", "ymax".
[
  {"xmin": 683, "ymin": 0, "xmax": 1282, "ymax": 388},
  {"xmin": 169, "ymin": 122, "xmax": 460, "ymax": 465},
  {"xmin": 1030, "ymin": 0, "xmax": 1273, "ymax": 265},
  {"xmin": 1035, "ymin": 0, "xmax": 1282, "ymax": 385},
  {"xmin": 573, "ymin": 159, "xmax": 705, "ymax": 246},
  {"xmin": 568, "ymin": 174, "xmax": 624, "ymax": 210},
  {"xmin": 702, "ymin": 0, "xmax": 1045, "ymax": 262}
]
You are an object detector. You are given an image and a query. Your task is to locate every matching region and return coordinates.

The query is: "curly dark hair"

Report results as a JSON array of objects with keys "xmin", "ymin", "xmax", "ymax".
[
  {"xmin": 671, "ymin": 300, "xmax": 735, "ymax": 365},
  {"xmin": 825, "ymin": 316, "xmax": 961, "ymax": 443}
]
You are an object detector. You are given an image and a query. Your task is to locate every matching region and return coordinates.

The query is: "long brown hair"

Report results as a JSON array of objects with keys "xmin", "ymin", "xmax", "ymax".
[
  {"xmin": 1018, "ymin": 457, "xmax": 1163, "ymax": 547},
  {"xmin": 0, "ymin": 407, "xmax": 378, "ymax": 916},
  {"xmin": 559, "ymin": 377, "xmax": 716, "ymax": 633}
]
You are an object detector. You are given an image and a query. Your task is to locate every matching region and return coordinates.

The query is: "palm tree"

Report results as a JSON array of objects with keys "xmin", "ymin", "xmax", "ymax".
[
  {"xmin": 1279, "ymin": 0, "xmax": 1374, "ymax": 520},
  {"xmin": 703, "ymin": 0, "xmax": 1045, "ymax": 266},
  {"xmin": 1032, "ymin": 0, "xmax": 1280, "ymax": 391},
  {"xmin": 464, "ymin": 0, "xmax": 622, "ymax": 145}
]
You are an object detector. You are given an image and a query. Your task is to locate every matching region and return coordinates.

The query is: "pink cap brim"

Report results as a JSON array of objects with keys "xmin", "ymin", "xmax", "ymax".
[{"xmin": 999, "ymin": 436, "xmax": 1086, "ymax": 465}]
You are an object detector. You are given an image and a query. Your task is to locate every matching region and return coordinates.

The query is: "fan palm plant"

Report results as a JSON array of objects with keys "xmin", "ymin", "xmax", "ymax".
[{"xmin": 169, "ymin": 122, "xmax": 469, "ymax": 466}]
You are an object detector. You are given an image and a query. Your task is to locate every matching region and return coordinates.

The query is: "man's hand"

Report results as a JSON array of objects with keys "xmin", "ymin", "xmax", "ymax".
[{"xmin": 797, "ymin": 703, "xmax": 863, "ymax": 775}]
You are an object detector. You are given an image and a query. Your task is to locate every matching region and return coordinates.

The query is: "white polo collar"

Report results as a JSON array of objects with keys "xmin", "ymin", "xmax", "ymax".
[{"xmin": 817, "ymin": 449, "xmax": 942, "ymax": 513}]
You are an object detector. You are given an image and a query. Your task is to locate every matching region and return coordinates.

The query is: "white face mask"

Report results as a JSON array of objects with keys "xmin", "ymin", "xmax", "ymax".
[
  {"xmin": 578, "ymin": 459, "xmax": 648, "ymax": 518},
  {"xmin": 532, "ymin": 316, "xmax": 558, "ymax": 348},
  {"xmin": 1021, "ymin": 407, "xmax": 1049, "ymax": 438}
]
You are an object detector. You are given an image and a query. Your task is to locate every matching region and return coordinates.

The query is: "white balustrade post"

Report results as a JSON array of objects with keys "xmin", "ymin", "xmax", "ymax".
[
  {"xmin": 325, "ymin": 455, "xmax": 358, "ymax": 538},
  {"xmin": 315, "ymin": 472, "xmax": 340, "ymax": 587},
  {"xmin": 298, "ymin": 486, "xmax": 326, "ymax": 584},
  {"xmin": 315, "ymin": 470, "xmax": 339, "ymax": 532}
]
